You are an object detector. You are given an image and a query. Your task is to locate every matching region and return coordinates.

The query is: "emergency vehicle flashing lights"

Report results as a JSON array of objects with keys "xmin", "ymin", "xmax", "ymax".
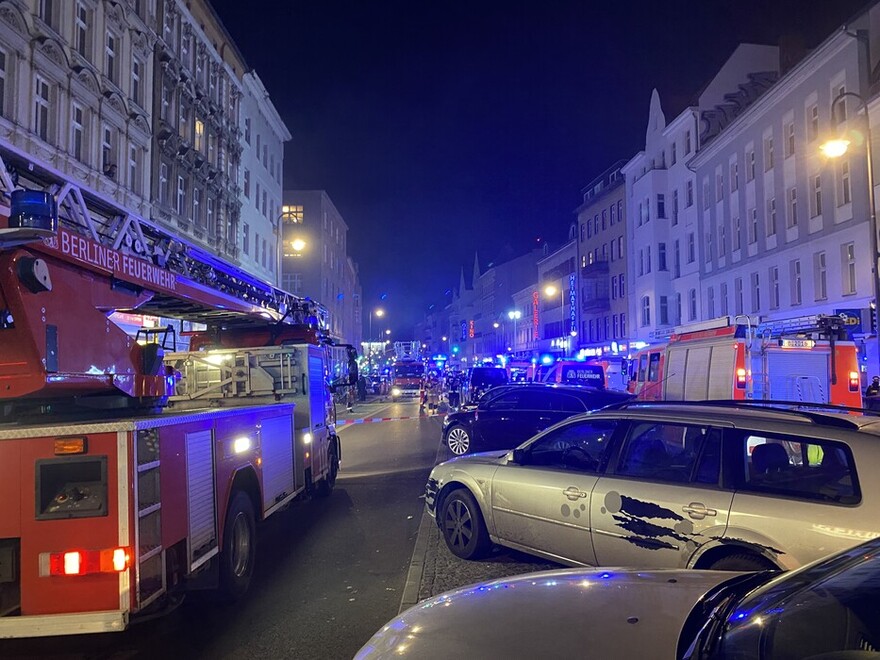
[
  {"xmin": 48, "ymin": 548, "xmax": 131, "ymax": 576},
  {"xmin": 849, "ymin": 372, "xmax": 860, "ymax": 392},
  {"xmin": 736, "ymin": 368, "xmax": 748, "ymax": 389}
]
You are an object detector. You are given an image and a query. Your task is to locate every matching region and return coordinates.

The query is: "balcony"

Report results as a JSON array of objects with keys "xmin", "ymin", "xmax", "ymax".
[{"xmin": 581, "ymin": 259, "xmax": 609, "ymax": 279}]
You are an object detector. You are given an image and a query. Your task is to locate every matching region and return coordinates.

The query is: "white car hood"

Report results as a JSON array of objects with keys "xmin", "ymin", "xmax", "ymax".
[{"xmin": 356, "ymin": 568, "xmax": 736, "ymax": 659}]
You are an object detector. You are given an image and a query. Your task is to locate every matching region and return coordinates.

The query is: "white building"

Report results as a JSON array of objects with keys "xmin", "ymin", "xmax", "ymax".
[
  {"xmin": 239, "ymin": 71, "xmax": 290, "ymax": 285},
  {"xmin": 692, "ymin": 20, "xmax": 876, "ymax": 361},
  {"xmin": 624, "ymin": 44, "xmax": 780, "ymax": 343}
]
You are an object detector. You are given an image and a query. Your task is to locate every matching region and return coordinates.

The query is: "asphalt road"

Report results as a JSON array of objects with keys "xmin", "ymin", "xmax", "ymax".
[{"xmin": 0, "ymin": 400, "xmax": 442, "ymax": 660}]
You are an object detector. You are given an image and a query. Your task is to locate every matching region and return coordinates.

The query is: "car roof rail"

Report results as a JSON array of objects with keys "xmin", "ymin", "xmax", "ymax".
[{"xmin": 601, "ymin": 399, "xmax": 875, "ymax": 430}]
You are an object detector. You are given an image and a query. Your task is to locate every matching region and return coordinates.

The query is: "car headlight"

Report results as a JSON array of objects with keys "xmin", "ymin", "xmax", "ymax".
[{"xmin": 392, "ymin": 387, "xmax": 401, "ymax": 396}]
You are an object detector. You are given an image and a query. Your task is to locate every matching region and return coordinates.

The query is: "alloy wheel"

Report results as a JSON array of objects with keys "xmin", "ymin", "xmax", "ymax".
[
  {"xmin": 446, "ymin": 427, "xmax": 470, "ymax": 455},
  {"xmin": 444, "ymin": 500, "xmax": 474, "ymax": 551}
]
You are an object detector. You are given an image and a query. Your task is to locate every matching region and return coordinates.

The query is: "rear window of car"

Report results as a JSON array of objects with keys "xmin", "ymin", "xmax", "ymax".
[
  {"xmin": 616, "ymin": 422, "xmax": 721, "ymax": 484},
  {"xmin": 737, "ymin": 433, "xmax": 860, "ymax": 505},
  {"xmin": 471, "ymin": 368, "xmax": 508, "ymax": 386}
]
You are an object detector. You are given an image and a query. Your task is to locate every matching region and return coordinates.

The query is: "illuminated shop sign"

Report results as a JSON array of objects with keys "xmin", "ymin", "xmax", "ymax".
[
  {"xmin": 569, "ymin": 273, "xmax": 577, "ymax": 335},
  {"xmin": 468, "ymin": 320, "xmax": 475, "ymax": 338},
  {"xmin": 532, "ymin": 291, "xmax": 540, "ymax": 340}
]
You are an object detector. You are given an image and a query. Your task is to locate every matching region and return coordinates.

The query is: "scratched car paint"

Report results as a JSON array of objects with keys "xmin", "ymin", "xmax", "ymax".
[{"xmin": 426, "ymin": 402, "xmax": 880, "ymax": 572}]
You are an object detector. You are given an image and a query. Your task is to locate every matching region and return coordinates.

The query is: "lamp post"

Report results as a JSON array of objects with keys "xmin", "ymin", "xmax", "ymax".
[
  {"xmin": 507, "ymin": 310, "xmax": 521, "ymax": 356},
  {"xmin": 278, "ymin": 205, "xmax": 307, "ymax": 289},
  {"xmin": 821, "ymin": 90, "xmax": 880, "ymax": 375},
  {"xmin": 368, "ymin": 308, "xmax": 385, "ymax": 370}
]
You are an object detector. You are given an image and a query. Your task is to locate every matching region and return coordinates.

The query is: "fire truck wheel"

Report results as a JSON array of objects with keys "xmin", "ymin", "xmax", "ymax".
[
  {"xmin": 220, "ymin": 491, "xmax": 256, "ymax": 600},
  {"xmin": 315, "ymin": 440, "xmax": 339, "ymax": 497}
]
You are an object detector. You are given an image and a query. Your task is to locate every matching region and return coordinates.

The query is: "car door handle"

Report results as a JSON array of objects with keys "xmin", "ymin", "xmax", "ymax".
[
  {"xmin": 563, "ymin": 486, "xmax": 588, "ymax": 500},
  {"xmin": 682, "ymin": 502, "xmax": 717, "ymax": 520}
]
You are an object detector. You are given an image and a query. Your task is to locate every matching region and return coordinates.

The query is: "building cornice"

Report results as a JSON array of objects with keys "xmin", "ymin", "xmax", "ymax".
[{"xmin": 243, "ymin": 71, "xmax": 291, "ymax": 141}]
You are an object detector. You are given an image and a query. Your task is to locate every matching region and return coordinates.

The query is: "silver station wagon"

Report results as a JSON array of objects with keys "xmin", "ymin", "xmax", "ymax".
[{"xmin": 426, "ymin": 402, "xmax": 880, "ymax": 571}]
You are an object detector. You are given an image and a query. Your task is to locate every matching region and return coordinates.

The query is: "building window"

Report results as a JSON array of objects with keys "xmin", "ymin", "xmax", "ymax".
[
  {"xmin": 638, "ymin": 249, "xmax": 644, "ymax": 276},
  {"xmin": 686, "ymin": 289, "xmax": 696, "ymax": 321},
  {"xmin": 715, "ymin": 172, "xmax": 724, "ymax": 202},
  {"xmin": 731, "ymin": 217, "xmax": 741, "ymax": 251},
  {"xmin": 178, "ymin": 101, "xmax": 189, "ymax": 141},
  {"xmin": 808, "ymin": 104, "xmax": 819, "ymax": 141},
  {"xmin": 620, "ymin": 274, "xmax": 625, "ymax": 296},
  {"xmin": 243, "ymin": 170, "xmax": 250, "ymax": 198},
  {"xmin": 128, "ymin": 145, "xmax": 140, "ymax": 194},
  {"xmin": 718, "ymin": 224, "xmax": 726, "ymax": 256},
  {"xmin": 194, "ymin": 118, "xmax": 204, "ymax": 152},
  {"xmin": 658, "ymin": 242, "xmax": 667, "ymax": 270},
  {"xmin": 746, "ymin": 148, "xmax": 755, "ymax": 181},
  {"xmin": 730, "ymin": 161, "xmax": 738, "ymax": 192},
  {"xmin": 159, "ymin": 162, "xmax": 169, "ymax": 205},
  {"xmin": 674, "ymin": 240, "xmax": 681, "ymax": 277},
  {"xmin": 707, "ymin": 286, "xmax": 715, "ymax": 318},
  {"xmin": 750, "ymin": 272, "xmax": 760, "ymax": 312},
  {"xmin": 244, "ymin": 117, "xmax": 251, "ymax": 144},
  {"xmin": 176, "ymin": 176, "xmax": 188, "ymax": 215},
  {"xmin": 70, "ymin": 104, "xmax": 85, "ymax": 162},
  {"xmin": 702, "ymin": 180, "xmax": 711, "ymax": 210},
  {"xmin": 34, "ymin": 76, "xmax": 51, "ymax": 141},
  {"xmin": 687, "ymin": 233, "xmax": 695, "ymax": 263},
  {"xmin": 659, "ymin": 296, "xmax": 668, "ymax": 325},
  {"xmin": 671, "ymin": 142, "xmax": 677, "ymax": 165},
  {"xmin": 784, "ymin": 121, "xmax": 795, "ymax": 158},
  {"xmin": 105, "ymin": 31, "xmax": 118, "ymax": 85},
  {"xmin": 602, "ymin": 209, "xmax": 607, "ymax": 229},
  {"xmin": 206, "ymin": 198, "xmax": 215, "ymax": 234},
  {"xmin": 814, "ymin": 251, "xmax": 827, "ymax": 300},
  {"xmin": 101, "ymin": 125, "xmax": 116, "ymax": 174},
  {"xmin": 791, "ymin": 259, "xmax": 802, "ymax": 305},
  {"xmin": 75, "ymin": 1, "xmax": 90, "ymax": 58},
  {"xmin": 254, "ymin": 232, "xmax": 260, "ymax": 259},
  {"xmin": 705, "ymin": 231, "xmax": 712, "ymax": 263},
  {"xmin": 810, "ymin": 174, "xmax": 822, "ymax": 217},
  {"xmin": 686, "ymin": 180, "xmax": 694, "ymax": 207},
  {"xmin": 770, "ymin": 266, "xmax": 780, "ymax": 309},
  {"xmin": 734, "ymin": 277, "xmax": 743, "ymax": 315},
  {"xmin": 242, "ymin": 223, "xmax": 250, "ymax": 254},
  {"xmin": 672, "ymin": 189, "xmax": 679, "ymax": 225},
  {"xmin": 843, "ymin": 242, "xmax": 856, "ymax": 295},
  {"xmin": 192, "ymin": 187, "xmax": 202, "ymax": 226},
  {"xmin": 838, "ymin": 160, "xmax": 851, "ymax": 205},
  {"xmin": 161, "ymin": 80, "xmax": 173, "ymax": 122},
  {"xmin": 767, "ymin": 197, "xmax": 777, "ymax": 235},
  {"xmin": 748, "ymin": 208, "xmax": 757, "ymax": 245},
  {"xmin": 835, "ymin": 85, "xmax": 847, "ymax": 123},
  {"xmin": 720, "ymin": 282, "xmax": 729, "ymax": 316},
  {"xmin": 763, "ymin": 136, "xmax": 774, "ymax": 171},
  {"xmin": 611, "ymin": 276, "xmax": 618, "ymax": 299},
  {"xmin": 787, "ymin": 187, "xmax": 798, "ymax": 228},
  {"xmin": 38, "ymin": 0, "xmax": 57, "ymax": 28},
  {"xmin": 641, "ymin": 296, "xmax": 651, "ymax": 327}
]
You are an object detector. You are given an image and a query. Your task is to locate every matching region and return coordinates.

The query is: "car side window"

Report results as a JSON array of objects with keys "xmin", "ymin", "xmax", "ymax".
[
  {"xmin": 617, "ymin": 422, "xmax": 707, "ymax": 484},
  {"xmin": 648, "ymin": 353, "xmax": 661, "ymax": 381},
  {"xmin": 486, "ymin": 391, "xmax": 521, "ymax": 411},
  {"xmin": 738, "ymin": 433, "xmax": 859, "ymax": 505},
  {"xmin": 517, "ymin": 390, "xmax": 556, "ymax": 410},
  {"xmin": 525, "ymin": 420, "xmax": 617, "ymax": 472},
  {"xmin": 556, "ymin": 393, "xmax": 587, "ymax": 413},
  {"xmin": 637, "ymin": 355, "xmax": 648, "ymax": 382}
]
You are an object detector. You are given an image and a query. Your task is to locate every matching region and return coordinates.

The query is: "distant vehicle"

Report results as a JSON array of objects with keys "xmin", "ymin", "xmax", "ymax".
[
  {"xmin": 357, "ymin": 536, "xmax": 880, "ymax": 660},
  {"xmin": 461, "ymin": 366, "xmax": 509, "ymax": 406},
  {"xmin": 442, "ymin": 383, "xmax": 631, "ymax": 455},
  {"xmin": 541, "ymin": 360, "xmax": 606, "ymax": 388},
  {"xmin": 391, "ymin": 360, "xmax": 425, "ymax": 401}
]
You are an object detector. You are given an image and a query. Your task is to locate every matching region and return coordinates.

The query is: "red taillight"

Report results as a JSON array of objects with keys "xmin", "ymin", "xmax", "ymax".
[
  {"xmin": 849, "ymin": 371, "xmax": 860, "ymax": 392},
  {"xmin": 46, "ymin": 547, "xmax": 130, "ymax": 576},
  {"xmin": 735, "ymin": 368, "xmax": 747, "ymax": 389}
]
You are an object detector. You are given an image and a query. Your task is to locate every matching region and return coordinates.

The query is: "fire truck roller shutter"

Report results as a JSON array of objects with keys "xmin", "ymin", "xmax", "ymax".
[
  {"xmin": 260, "ymin": 414, "xmax": 295, "ymax": 512},
  {"xmin": 664, "ymin": 348, "xmax": 688, "ymax": 400},
  {"xmin": 765, "ymin": 350, "xmax": 830, "ymax": 403}
]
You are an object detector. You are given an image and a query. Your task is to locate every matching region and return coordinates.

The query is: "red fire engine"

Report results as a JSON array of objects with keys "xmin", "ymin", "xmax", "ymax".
[
  {"xmin": 0, "ymin": 146, "xmax": 356, "ymax": 637},
  {"xmin": 627, "ymin": 315, "xmax": 862, "ymax": 406}
]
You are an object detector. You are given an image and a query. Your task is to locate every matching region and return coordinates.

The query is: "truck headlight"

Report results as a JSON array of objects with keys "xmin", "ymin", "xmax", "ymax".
[{"xmin": 392, "ymin": 387, "xmax": 401, "ymax": 396}]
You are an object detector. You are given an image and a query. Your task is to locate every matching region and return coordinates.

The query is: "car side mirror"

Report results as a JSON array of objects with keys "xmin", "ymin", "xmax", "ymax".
[{"xmin": 511, "ymin": 448, "xmax": 525, "ymax": 464}]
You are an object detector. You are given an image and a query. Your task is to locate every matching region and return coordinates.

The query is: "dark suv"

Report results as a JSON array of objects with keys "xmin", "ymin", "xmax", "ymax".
[
  {"xmin": 442, "ymin": 383, "xmax": 631, "ymax": 455},
  {"xmin": 461, "ymin": 366, "xmax": 509, "ymax": 406}
]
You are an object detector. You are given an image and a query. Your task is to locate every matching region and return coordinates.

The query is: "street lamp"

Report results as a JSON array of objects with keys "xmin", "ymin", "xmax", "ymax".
[
  {"xmin": 368, "ymin": 308, "xmax": 385, "ymax": 370},
  {"xmin": 507, "ymin": 309, "xmax": 521, "ymax": 355},
  {"xmin": 821, "ymin": 90, "xmax": 880, "ymax": 375}
]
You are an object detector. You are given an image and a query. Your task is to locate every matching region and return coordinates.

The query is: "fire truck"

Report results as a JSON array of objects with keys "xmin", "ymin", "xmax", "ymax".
[
  {"xmin": 0, "ymin": 145, "xmax": 357, "ymax": 638},
  {"xmin": 627, "ymin": 315, "xmax": 862, "ymax": 406},
  {"xmin": 390, "ymin": 341, "xmax": 425, "ymax": 402}
]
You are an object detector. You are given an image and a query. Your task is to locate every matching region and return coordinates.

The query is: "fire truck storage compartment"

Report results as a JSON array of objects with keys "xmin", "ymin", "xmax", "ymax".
[
  {"xmin": 0, "ymin": 538, "xmax": 19, "ymax": 617},
  {"xmin": 35, "ymin": 455, "xmax": 108, "ymax": 520},
  {"xmin": 665, "ymin": 344, "xmax": 736, "ymax": 400},
  {"xmin": 259, "ymin": 413, "xmax": 295, "ymax": 511},
  {"xmin": 185, "ymin": 428, "xmax": 217, "ymax": 571},
  {"xmin": 761, "ymin": 350, "xmax": 830, "ymax": 403}
]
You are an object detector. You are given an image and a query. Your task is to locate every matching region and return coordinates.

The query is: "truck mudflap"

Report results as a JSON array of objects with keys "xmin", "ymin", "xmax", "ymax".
[{"xmin": 0, "ymin": 609, "xmax": 128, "ymax": 638}]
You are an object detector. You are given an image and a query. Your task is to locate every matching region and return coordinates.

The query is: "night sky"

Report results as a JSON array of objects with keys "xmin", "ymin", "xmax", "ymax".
[{"xmin": 209, "ymin": 0, "xmax": 868, "ymax": 337}]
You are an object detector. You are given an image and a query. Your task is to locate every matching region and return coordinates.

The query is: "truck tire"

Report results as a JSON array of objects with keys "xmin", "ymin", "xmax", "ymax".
[
  {"xmin": 315, "ymin": 438, "xmax": 339, "ymax": 498},
  {"xmin": 219, "ymin": 491, "xmax": 256, "ymax": 600}
]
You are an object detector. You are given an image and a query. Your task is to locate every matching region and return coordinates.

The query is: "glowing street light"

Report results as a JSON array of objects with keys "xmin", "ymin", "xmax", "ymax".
[
  {"xmin": 507, "ymin": 309, "xmax": 522, "ymax": 355},
  {"xmin": 290, "ymin": 238, "xmax": 306, "ymax": 252},
  {"xmin": 819, "ymin": 139, "xmax": 851, "ymax": 159},
  {"xmin": 544, "ymin": 284, "xmax": 558, "ymax": 297},
  {"xmin": 368, "ymin": 308, "xmax": 386, "ymax": 369}
]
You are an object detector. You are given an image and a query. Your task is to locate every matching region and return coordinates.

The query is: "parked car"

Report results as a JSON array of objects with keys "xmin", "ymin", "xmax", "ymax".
[
  {"xmin": 442, "ymin": 383, "xmax": 632, "ymax": 455},
  {"xmin": 356, "ymin": 536, "xmax": 880, "ymax": 659},
  {"xmin": 460, "ymin": 366, "xmax": 509, "ymax": 406},
  {"xmin": 427, "ymin": 401, "xmax": 880, "ymax": 572}
]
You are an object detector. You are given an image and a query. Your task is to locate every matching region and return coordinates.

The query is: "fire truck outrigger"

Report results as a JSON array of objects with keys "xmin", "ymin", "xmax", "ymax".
[
  {"xmin": 627, "ymin": 314, "xmax": 862, "ymax": 406},
  {"xmin": 0, "ymin": 144, "xmax": 357, "ymax": 638}
]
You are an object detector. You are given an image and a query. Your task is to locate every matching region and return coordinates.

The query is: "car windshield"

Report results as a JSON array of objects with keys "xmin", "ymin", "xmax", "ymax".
[
  {"xmin": 393, "ymin": 364, "xmax": 424, "ymax": 378},
  {"xmin": 687, "ymin": 540, "xmax": 880, "ymax": 659},
  {"xmin": 471, "ymin": 369, "xmax": 507, "ymax": 386}
]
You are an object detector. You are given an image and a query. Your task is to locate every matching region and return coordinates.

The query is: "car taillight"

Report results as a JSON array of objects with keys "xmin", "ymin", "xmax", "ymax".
[
  {"xmin": 849, "ymin": 371, "xmax": 860, "ymax": 392},
  {"xmin": 735, "ymin": 368, "xmax": 747, "ymax": 389},
  {"xmin": 45, "ymin": 547, "xmax": 131, "ymax": 576}
]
